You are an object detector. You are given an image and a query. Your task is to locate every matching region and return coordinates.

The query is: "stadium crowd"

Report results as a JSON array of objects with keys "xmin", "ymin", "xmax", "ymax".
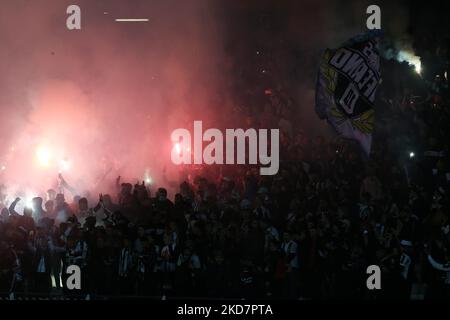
[{"xmin": 1, "ymin": 42, "xmax": 450, "ymax": 300}]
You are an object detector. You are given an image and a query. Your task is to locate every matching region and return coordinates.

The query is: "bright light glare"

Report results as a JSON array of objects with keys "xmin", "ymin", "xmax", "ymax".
[
  {"xmin": 397, "ymin": 51, "xmax": 421, "ymax": 74},
  {"xmin": 25, "ymin": 198, "xmax": 33, "ymax": 208},
  {"xmin": 25, "ymin": 193, "xmax": 35, "ymax": 208},
  {"xmin": 409, "ymin": 152, "xmax": 415, "ymax": 158},
  {"xmin": 36, "ymin": 146, "xmax": 52, "ymax": 167},
  {"xmin": 144, "ymin": 168, "xmax": 153, "ymax": 185}
]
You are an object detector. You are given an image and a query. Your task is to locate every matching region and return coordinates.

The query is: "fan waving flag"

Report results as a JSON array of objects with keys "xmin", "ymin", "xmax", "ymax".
[{"xmin": 315, "ymin": 31, "xmax": 382, "ymax": 156}]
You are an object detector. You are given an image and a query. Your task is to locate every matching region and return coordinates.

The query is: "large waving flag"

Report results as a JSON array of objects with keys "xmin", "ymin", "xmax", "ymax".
[{"xmin": 315, "ymin": 31, "xmax": 382, "ymax": 156}]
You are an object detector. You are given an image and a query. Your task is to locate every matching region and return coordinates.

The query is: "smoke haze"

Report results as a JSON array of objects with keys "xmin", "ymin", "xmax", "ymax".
[{"xmin": 0, "ymin": 0, "xmax": 414, "ymax": 200}]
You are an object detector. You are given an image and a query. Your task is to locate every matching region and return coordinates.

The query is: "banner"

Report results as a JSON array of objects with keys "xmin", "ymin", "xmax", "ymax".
[{"xmin": 315, "ymin": 31, "xmax": 382, "ymax": 156}]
